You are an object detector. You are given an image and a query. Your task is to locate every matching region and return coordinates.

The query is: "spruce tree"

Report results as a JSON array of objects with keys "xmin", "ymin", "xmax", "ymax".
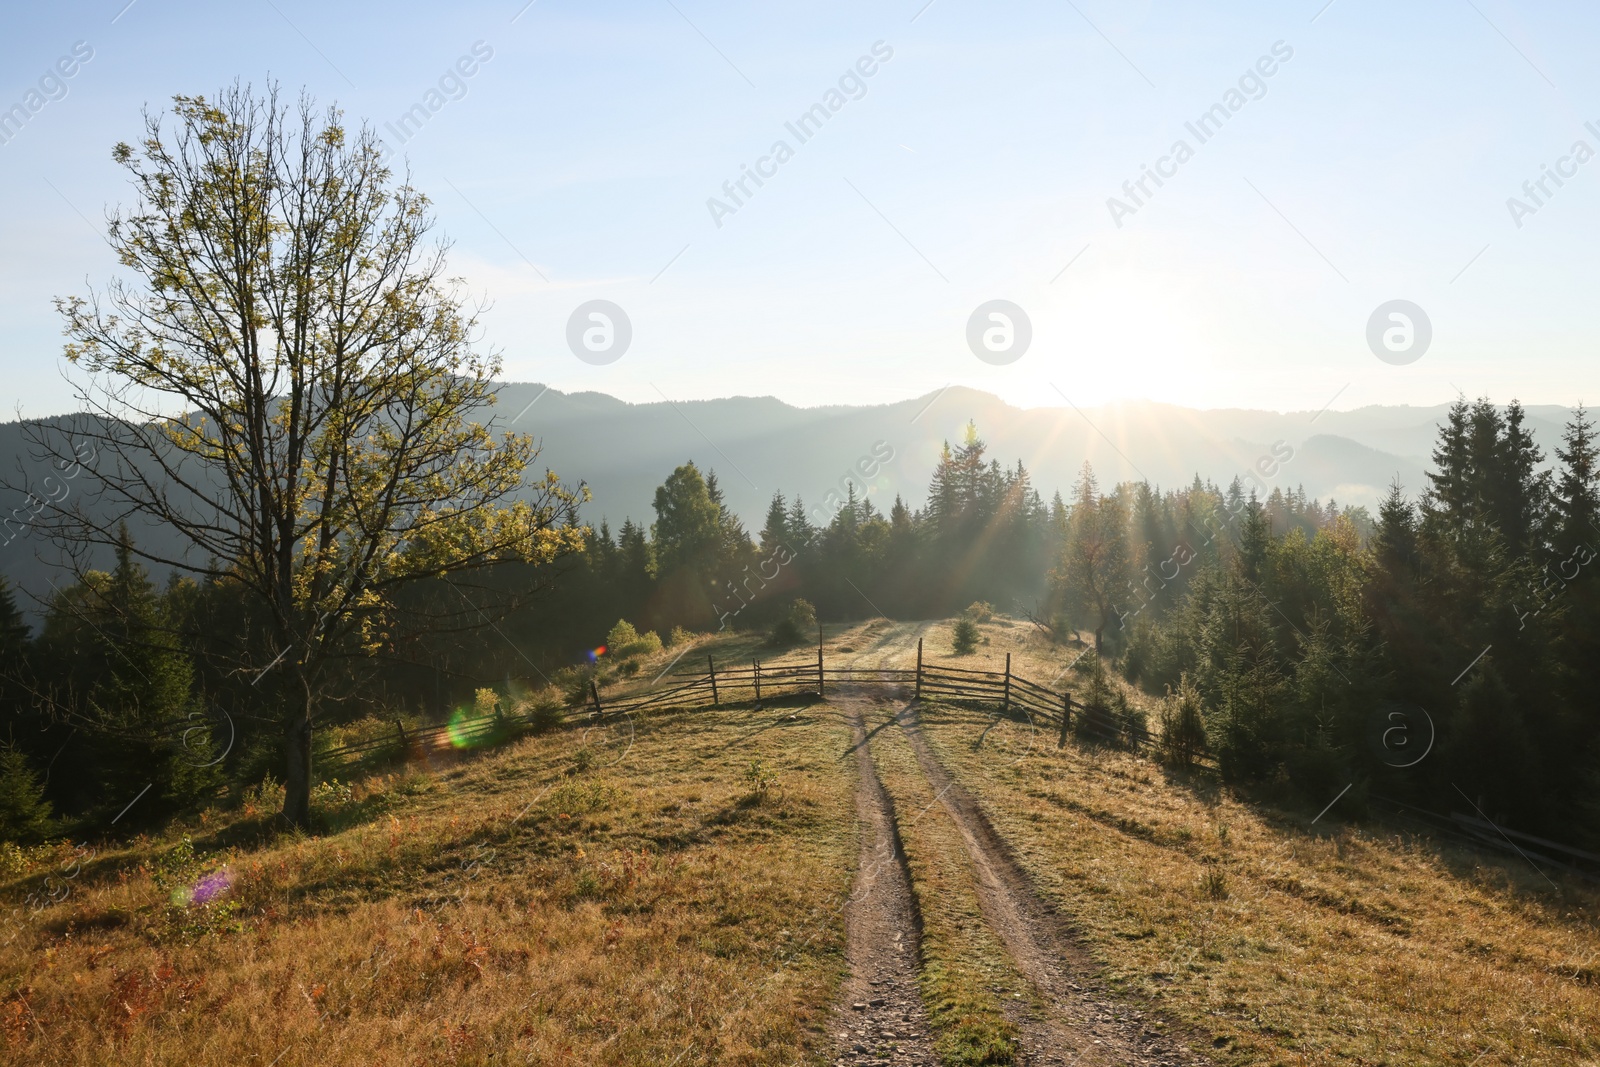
[
  {"xmin": 760, "ymin": 492, "xmax": 789, "ymax": 556},
  {"xmin": 0, "ymin": 578, "xmax": 29, "ymax": 732},
  {"xmin": 1554, "ymin": 404, "xmax": 1599, "ymax": 549},
  {"xmin": 86, "ymin": 528, "xmax": 219, "ymax": 817},
  {"xmin": 785, "ymin": 496, "xmax": 816, "ymax": 556},
  {"xmin": 0, "ymin": 745, "xmax": 53, "ymax": 843},
  {"xmin": 1426, "ymin": 397, "xmax": 1473, "ymax": 525},
  {"xmin": 1373, "ymin": 480, "xmax": 1420, "ymax": 578}
]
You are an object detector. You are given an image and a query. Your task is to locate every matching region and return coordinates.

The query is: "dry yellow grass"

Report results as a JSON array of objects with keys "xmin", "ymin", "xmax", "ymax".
[
  {"xmin": 11, "ymin": 615, "xmax": 1590, "ymax": 1065},
  {"xmin": 0, "ymin": 701, "xmax": 857, "ymax": 1066},
  {"xmin": 914, "ymin": 698, "xmax": 1600, "ymax": 1066}
]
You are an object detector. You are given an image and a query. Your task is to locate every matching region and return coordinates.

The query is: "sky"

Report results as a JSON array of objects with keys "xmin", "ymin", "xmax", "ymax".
[{"xmin": 2, "ymin": 0, "xmax": 1599, "ymax": 419}]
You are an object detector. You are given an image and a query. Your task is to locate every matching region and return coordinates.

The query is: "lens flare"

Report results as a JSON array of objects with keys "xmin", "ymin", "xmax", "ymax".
[
  {"xmin": 174, "ymin": 867, "xmax": 235, "ymax": 907},
  {"xmin": 585, "ymin": 645, "xmax": 607, "ymax": 663},
  {"xmin": 446, "ymin": 706, "xmax": 485, "ymax": 749}
]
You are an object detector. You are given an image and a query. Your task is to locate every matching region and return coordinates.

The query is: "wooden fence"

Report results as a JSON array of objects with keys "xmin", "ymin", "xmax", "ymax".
[
  {"xmin": 319, "ymin": 630, "xmax": 1145, "ymax": 771},
  {"xmin": 312, "ymin": 627, "xmax": 1600, "ymax": 882}
]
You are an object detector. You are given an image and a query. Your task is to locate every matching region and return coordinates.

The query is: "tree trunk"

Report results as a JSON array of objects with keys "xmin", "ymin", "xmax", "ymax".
[
  {"xmin": 1093, "ymin": 625, "xmax": 1104, "ymax": 657},
  {"xmin": 281, "ymin": 685, "xmax": 314, "ymax": 830}
]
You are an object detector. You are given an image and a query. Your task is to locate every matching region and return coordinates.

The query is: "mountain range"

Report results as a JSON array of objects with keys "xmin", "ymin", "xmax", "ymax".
[
  {"xmin": 2, "ymin": 386, "xmax": 1581, "ymax": 615},
  {"xmin": 493, "ymin": 384, "xmax": 1575, "ymax": 530}
]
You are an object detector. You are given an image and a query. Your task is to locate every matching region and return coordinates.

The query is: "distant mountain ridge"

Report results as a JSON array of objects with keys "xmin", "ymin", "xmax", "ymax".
[
  {"xmin": 495, "ymin": 384, "xmax": 1575, "ymax": 532},
  {"xmin": 1, "ymin": 387, "xmax": 1580, "ymax": 615}
]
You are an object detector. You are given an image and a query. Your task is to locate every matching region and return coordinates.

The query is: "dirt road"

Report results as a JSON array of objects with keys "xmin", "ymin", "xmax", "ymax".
[{"xmin": 823, "ymin": 628, "xmax": 1205, "ymax": 1065}]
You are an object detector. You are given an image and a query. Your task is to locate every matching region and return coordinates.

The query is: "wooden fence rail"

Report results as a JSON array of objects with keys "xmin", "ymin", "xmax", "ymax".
[
  {"xmin": 312, "ymin": 630, "xmax": 1600, "ymax": 882},
  {"xmin": 320, "ymin": 633, "xmax": 1148, "ymax": 772}
]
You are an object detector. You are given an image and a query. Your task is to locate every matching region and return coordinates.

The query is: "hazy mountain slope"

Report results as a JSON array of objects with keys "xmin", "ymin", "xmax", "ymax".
[{"xmin": 500, "ymin": 384, "xmax": 1466, "ymax": 533}]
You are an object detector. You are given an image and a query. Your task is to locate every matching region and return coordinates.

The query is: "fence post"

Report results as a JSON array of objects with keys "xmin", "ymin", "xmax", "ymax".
[
  {"xmin": 396, "ymin": 719, "xmax": 408, "ymax": 750},
  {"xmin": 708, "ymin": 655, "xmax": 719, "ymax": 707},
  {"xmin": 1058, "ymin": 693, "xmax": 1071, "ymax": 748},
  {"xmin": 915, "ymin": 638, "xmax": 923, "ymax": 699},
  {"xmin": 754, "ymin": 659, "xmax": 762, "ymax": 704},
  {"xmin": 590, "ymin": 680, "xmax": 603, "ymax": 718},
  {"xmin": 817, "ymin": 624, "xmax": 825, "ymax": 697},
  {"xmin": 1002, "ymin": 653, "xmax": 1012, "ymax": 715}
]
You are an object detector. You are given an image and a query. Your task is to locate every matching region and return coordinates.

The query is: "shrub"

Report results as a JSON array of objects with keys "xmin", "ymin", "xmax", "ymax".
[
  {"xmin": 238, "ymin": 775, "xmax": 284, "ymax": 820},
  {"xmin": 951, "ymin": 618, "xmax": 980, "ymax": 655},
  {"xmin": 1119, "ymin": 703, "xmax": 1150, "ymax": 752},
  {"xmin": 667, "ymin": 626, "xmax": 696, "ymax": 648},
  {"xmin": 547, "ymin": 777, "xmax": 616, "ymax": 813},
  {"xmin": 769, "ymin": 598, "xmax": 817, "ymax": 646},
  {"xmin": 311, "ymin": 778, "xmax": 356, "ymax": 815},
  {"xmin": 567, "ymin": 747, "xmax": 596, "ymax": 776},
  {"xmin": 1073, "ymin": 656, "xmax": 1121, "ymax": 741},
  {"xmin": 607, "ymin": 619, "xmax": 663, "ymax": 658},
  {"xmin": 517, "ymin": 689, "xmax": 566, "ymax": 733},
  {"xmin": 554, "ymin": 663, "xmax": 608, "ymax": 707},
  {"xmin": 744, "ymin": 759, "xmax": 777, "ymax": 800},
  {"xmin": 1157, "ymin": 673, "xmax": 1208, "ymax": 768},
  {"xmin": 963, "ymin": 601, "xmax": 995, "ymax": 624},
  {"xmin": 151, "ymin": 836, "xmax": 242, "ymax": 940}
]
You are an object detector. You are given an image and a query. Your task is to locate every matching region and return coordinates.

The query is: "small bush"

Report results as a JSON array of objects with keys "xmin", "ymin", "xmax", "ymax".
[
  {"xmin": 238, "ymin": 775, "xmax": 285, "ymax": 820},
  {"xmin": 607, "ymin": 618, "xmax": 641, "ymax": 649},
  {"xmin": 744, "ymin": 759, "xmax": 777, "ymax": 800},
  {"xmin": 151, "ymin": 836, "xmax": 242, "ymax": 941},
  {"xmin": 607, "ymin": 619, "xmax": 664, "ymax": 658},
  {"xmin": 952, "ymin": 618, "xmax": 980, "ymax": 655},
  {"xmin": 1073, "ymin": 656, "xmax": 1120, "ymax": 740},
  {"xmin": 963, "ymin": 601, "xmax": 994, "ymax": 624},
  {"xmin": 769, "ymin": 598, "xmax": 817, "ymax": 646},
  {"xmin": 0, "ymin": 841, "xmax": 28, "ymax": 878},
  {"xmin": 311, "ymin": 778, "xmax": 356, "ymax": 815},
  {"xmin": 667, "ymin": 626, "xmax": 696, "ymax": 648},
  {"xmin": 1158, "ymin": 673, "xmax": 1208, "ymax": 768},
  {"xmin": 554, "ymin": 663, "xmax": 608, "ymax": 707},
  {"xmin": 517, "ymin": 689, "xmax": 565, "ymax": 733}
]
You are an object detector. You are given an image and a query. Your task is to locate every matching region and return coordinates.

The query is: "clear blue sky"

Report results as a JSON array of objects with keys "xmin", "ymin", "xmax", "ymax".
[{"xmin": 3, "ymin": 0, "xmax": 1598, "ymax": 418}]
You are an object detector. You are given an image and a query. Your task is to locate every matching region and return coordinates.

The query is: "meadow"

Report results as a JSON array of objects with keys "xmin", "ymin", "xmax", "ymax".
[{"xmin": 3, "ymin": 617, "xmax": 1596, "ymax": 1065}]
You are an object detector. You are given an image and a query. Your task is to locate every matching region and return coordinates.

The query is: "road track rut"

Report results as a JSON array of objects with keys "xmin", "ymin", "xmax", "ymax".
[
  {"xmin": 827, "ymin": 702, "xmax": 939, "ymax": 1065},
  {"xmin": 893, "ymin": 700, "xmax": 1206, "ymax": 1066},
  {"xmin": 825, "ymin": 620, "xmax": 1206, "ymax": 1065}
]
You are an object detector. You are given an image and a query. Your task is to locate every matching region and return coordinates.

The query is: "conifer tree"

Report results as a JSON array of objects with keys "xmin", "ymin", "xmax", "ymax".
[
  {"xmin": 1554, "ymin": 404, "xmax": 1599, "ymax": 549},
  {"xmin": 0, "ymin": 745, "xmax": 54, "ymax": 844}
]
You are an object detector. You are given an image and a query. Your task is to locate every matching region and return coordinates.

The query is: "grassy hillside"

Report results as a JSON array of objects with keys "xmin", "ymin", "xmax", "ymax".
[
  {"xmin": 4, "ymin": 617, "xmax": 1596, "ymax": 1065},
  {"xmin": 914, "ymin": 698, "xmax": 1600, "ymax": 1065},
  {"xmin": 0, "ymin": 698, "xmax": 857, "ymax": 1065}
]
